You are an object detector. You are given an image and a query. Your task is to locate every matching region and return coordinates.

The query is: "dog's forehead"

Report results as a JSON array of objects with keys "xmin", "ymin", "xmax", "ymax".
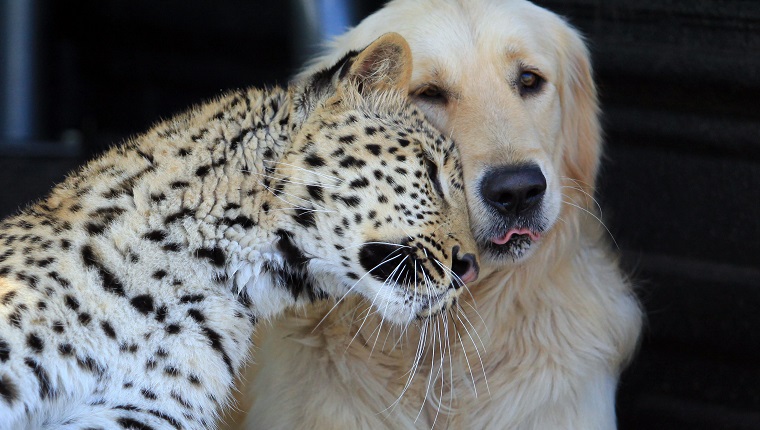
[{"xmin": 351, "ymin": 1, "xmax": 563, "ymax": 84}]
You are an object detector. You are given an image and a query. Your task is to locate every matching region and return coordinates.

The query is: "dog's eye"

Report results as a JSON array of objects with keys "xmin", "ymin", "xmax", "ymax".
[
  {"xmin": 518, "ymin": 71, "xmax": 543, "ymax": 96},
  {"xmin": 414, "ymin": 85, "xmax": 447, "ymax": 103}
]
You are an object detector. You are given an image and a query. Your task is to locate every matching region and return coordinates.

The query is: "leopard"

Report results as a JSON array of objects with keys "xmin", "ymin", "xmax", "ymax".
[{"xmin": 0, "ymin": 33, "xmax": 479, "ymax": 430}]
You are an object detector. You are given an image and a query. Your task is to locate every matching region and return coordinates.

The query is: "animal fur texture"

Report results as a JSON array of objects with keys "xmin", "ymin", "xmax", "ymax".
[
  {"xmin": 226, "ymin": 1, "xmax": 643, "ymax": 429},
  {"xmin": 0, "ymin": 34, "xmax": 479, "ymax": 429}
]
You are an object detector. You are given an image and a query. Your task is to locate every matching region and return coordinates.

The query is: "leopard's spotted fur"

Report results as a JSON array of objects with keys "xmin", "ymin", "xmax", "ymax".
[{"xmin": 0, "ymin": 34, "xmax": 477, "ymax": 429}]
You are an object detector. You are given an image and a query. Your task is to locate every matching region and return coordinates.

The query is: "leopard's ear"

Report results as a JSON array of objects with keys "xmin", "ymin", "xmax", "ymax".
[
  {"xmin": 342, "ymin": 32, "xmax": 412, "ymax": 94},
  {"xmin": 290, "ymin": 33, "xmax": 412, "ymax": 132}
]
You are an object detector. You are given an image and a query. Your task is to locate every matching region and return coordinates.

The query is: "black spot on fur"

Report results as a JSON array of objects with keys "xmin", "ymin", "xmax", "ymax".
[
  {"xmin": 130, "ymin": 295, "xmax": 154, "ymax": 315},
  {"xmin": 136, "ymin": 149, "xmax": 154, "ymax": 164},
  {"xmin": 77, "ymin": 355, "xmax": 103, "ymax": 375},
  {"xmin": 339, "ymin": 156, "xmax": 366, "ymax": 168},
  {"xmin": 306, "ymin": 185, "xmax": 324, "ymax": 202},
  {"xmin": 0, "ymin": 339, "xmax": 10, "ymax": 362},
  {"xmin": 0, "ymin": 374, "xmax": 18, "ymax": 404},
  {"xmin": 150, "ymin": 193, "xmax": 166, "ymax": 203},
  {"xmin": 143, "ymin": 231, "xmax": 167, "ymax": 242},
  {"xmin": 165, "ymin": 324, "xmax": 181, "ymax": 334},
  {"xmin": 185, "ymin": 374, "xmax": 201, "ymax": 387},
  {"xmin": 25, "ymin": 357, "xmax": 54, "ymax": 399},
  {"xmin": 81, "ymin": 245, "xmax": 125, "ymax": 297},
  {"xmin": 155, "ymin": 306, "xmax": 168, "ymax": 323},
  {"xmin": 180, "ymin": 294, "xmax": 204, "ymax": 304},
  {"xmin": 170, "ymin": 181, "xmax": 189, "ymax": 190},
  {"xmin": 117, "ymin": 417, "xmax": 155, "ymax": 430},
  {"xmin": 52, "ymin": 322, "xmax": 64, "ymax": 334},
  {"xmin": 26, "ymin": 333, "xmax": 44, "ymax": 353},
  {"xmin": 187, "ymin": 309, "xmax": 205, "ymax": 323},
  {"xmin": 148, "ymin": 409, "xmax": 182, "ymax": 430},
  {"xmin": 1, "ymin": 290, "xmax": 16, "ymax": 305},
  {"xmin": 8, "ymin": 309, "xmax": 22, "ymax": 328},
  {"xmin": 365, "ymin": 144, "xmax": 381, "ymax": 156},
  {"xmin": 140, "ymin": 388, "xmax": 157, "ymax": 400},
  {"xmin": 16, "ymin": 272, "xmax": 38, "ymax": 289},
  {"xmin": 272, "ymin": 230, "xmax": 321, "ymax": 302},
  {"xmin": 152, "ymin": 270, "xmax": 167, "ymax": 280},
  {"xmin": 0, "ymin": 249, "xmax": 13, "ymax": 263},
  {"xmin": 78, "ymin": 312, "xmax": 92, "ymax": 326},
  {"xmin": 58, "ymin": 343, "xmax": 73, "ymax": 356},
  {"xmin": 170, "ymin": 390, "xmax": 192, "ymax": 409},
  {"xmin": 64, "ymin": 295, "xmax": 80, "ymax": 310},
  {"xmin": 304, "ymin": 153, "xmax": 326, "ymax": 167},
  {"xmin": 349, "ymin": 177, "xmax": 370, "ymax": 188},
  {"xmin": 36, "ymin": 257, "xmax": 54, "ymax": 268},
  {"xmin": 339, "ymin": 134, "xmax": 356, "ymax": 144},
  {"xmin": 48, "ymin": 271, "xmax": 71, "ymax": 289},
  {"xmin": 195, "ymin": 247, "xmax": 226, "ymax": 267},
  {"xmin": 162, "ymin": 243, "xmax": 182, "ymax": 252},
  {"xmin": 101, "ymin": 321, "xmax": 117, "ymax": 339},
  {"xmin": 337, "ymin": 195, "xmax": 361, "ymax": 207},
  {"xmin": 293, "ymin": 208, "xmax": 317, "ymax": 228},
  {"xmin": 220, "ymin": 215, "xmax": 256, "ymax": 229},
  {"xmin": 195, "ymin": 165, "xmax": 211, "ymax": 177},
  {"xmin": 164, "ymin": 208, "xmax": 195, "ymax": 224},
  {"xmin": 201, "ymin": 326, "xmax": 233, "ymax": 374}
]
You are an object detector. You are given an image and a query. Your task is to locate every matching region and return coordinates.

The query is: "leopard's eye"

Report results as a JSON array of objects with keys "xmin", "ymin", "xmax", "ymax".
[
  {"xmin": 517, "ymin": 71, "xmax": 543, "ymax": 96},
  {"xmin": 414, "ymin": 85, "xmax": 447, "ymax": 103},
  {"xmin": 424, "ymin": 156, "xmax": 444, "ymax": 197}
]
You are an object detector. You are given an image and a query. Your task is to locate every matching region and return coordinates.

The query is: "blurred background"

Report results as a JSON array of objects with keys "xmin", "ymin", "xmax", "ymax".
[{"xmin": 1, "ymin": 1, "xmax": 758, "ymax": 428}]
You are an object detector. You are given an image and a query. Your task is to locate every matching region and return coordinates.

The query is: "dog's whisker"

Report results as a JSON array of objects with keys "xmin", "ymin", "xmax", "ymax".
[{"xmin": 562, "ymin": 198, "xmax": 620, "ymax": 249}]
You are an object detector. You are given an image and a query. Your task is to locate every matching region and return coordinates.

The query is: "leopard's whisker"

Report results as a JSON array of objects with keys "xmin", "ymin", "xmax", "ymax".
[
  {"xmin": 453, "ymin": 310, "xmax": 478, "ymax": 397},
  {"xmin": 249, "ymin": 170, "xmax": 341, "ymax": 190},
  {"xmin": 312, "ymin": 252, "xmax": 404, "ymax": 332},
  {"xmin": 346, "ymin": 255, "xmax": 409, "ymax": 350},
  {"xmin": 454, "ymin": 310, "xmax": 491, "ymax": 397},
  {"xmin": 262, "ymin": 159, "xmax": 342, "ymax": 183}
]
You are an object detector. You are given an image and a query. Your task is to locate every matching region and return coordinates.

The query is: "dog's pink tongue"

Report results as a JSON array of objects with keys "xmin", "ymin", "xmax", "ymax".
[{"xmin": 492, "ymin": 228, "xmax": 540, "ymax": 245}]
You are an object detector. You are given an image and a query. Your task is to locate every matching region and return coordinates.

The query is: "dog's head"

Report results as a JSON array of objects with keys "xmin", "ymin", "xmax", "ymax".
[{"xmin": 301, "ymin": 0, "xmax": 600, "ymax": 273}]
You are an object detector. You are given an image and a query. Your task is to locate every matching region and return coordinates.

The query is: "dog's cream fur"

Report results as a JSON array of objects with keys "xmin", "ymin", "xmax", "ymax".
[{"xmin": 224, "ymin": 1, "xmax": 642, "ymax": 428}]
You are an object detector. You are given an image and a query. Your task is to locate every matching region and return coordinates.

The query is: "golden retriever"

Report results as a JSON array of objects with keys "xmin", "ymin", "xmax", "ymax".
[{"xmin": 225, "ymin": 0, "xmax": 642, "ymax": 428}]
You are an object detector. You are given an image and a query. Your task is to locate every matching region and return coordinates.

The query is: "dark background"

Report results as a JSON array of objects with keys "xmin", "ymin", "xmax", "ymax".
[{"xmin": 1, "ymin": 1, "xmax": 758, "ymax": 428}]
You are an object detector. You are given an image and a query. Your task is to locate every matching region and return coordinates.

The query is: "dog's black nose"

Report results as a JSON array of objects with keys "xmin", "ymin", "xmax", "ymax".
[{"xmin": 481, "ymin": 165, "xmax": 546, "ymax": 216}]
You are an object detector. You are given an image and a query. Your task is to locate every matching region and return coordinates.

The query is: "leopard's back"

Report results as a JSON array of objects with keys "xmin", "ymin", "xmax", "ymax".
[{"xmin": 0, "ymin": 87, "xmax": 288, "ymax": 429}]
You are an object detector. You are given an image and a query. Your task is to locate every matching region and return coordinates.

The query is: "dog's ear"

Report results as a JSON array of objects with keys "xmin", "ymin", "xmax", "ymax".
[
  {"xmin": 557, "ymin": 25, "xmax": 601, "ymax": 197},
  {"xmin": 342, "ymin": 32, "xmax": 412, "ymax": 95}
]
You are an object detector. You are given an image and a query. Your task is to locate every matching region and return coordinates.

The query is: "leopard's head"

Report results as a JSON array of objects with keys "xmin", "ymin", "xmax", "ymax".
[{"xmin": 272, "ymin": 33, "xmax": 479, "ymax": 325}]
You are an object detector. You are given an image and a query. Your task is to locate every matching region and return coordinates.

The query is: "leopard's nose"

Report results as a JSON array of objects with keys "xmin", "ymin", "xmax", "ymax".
[{"xmin": 451, "ymin": 246, "xmax": 478, "ymax": 287}]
